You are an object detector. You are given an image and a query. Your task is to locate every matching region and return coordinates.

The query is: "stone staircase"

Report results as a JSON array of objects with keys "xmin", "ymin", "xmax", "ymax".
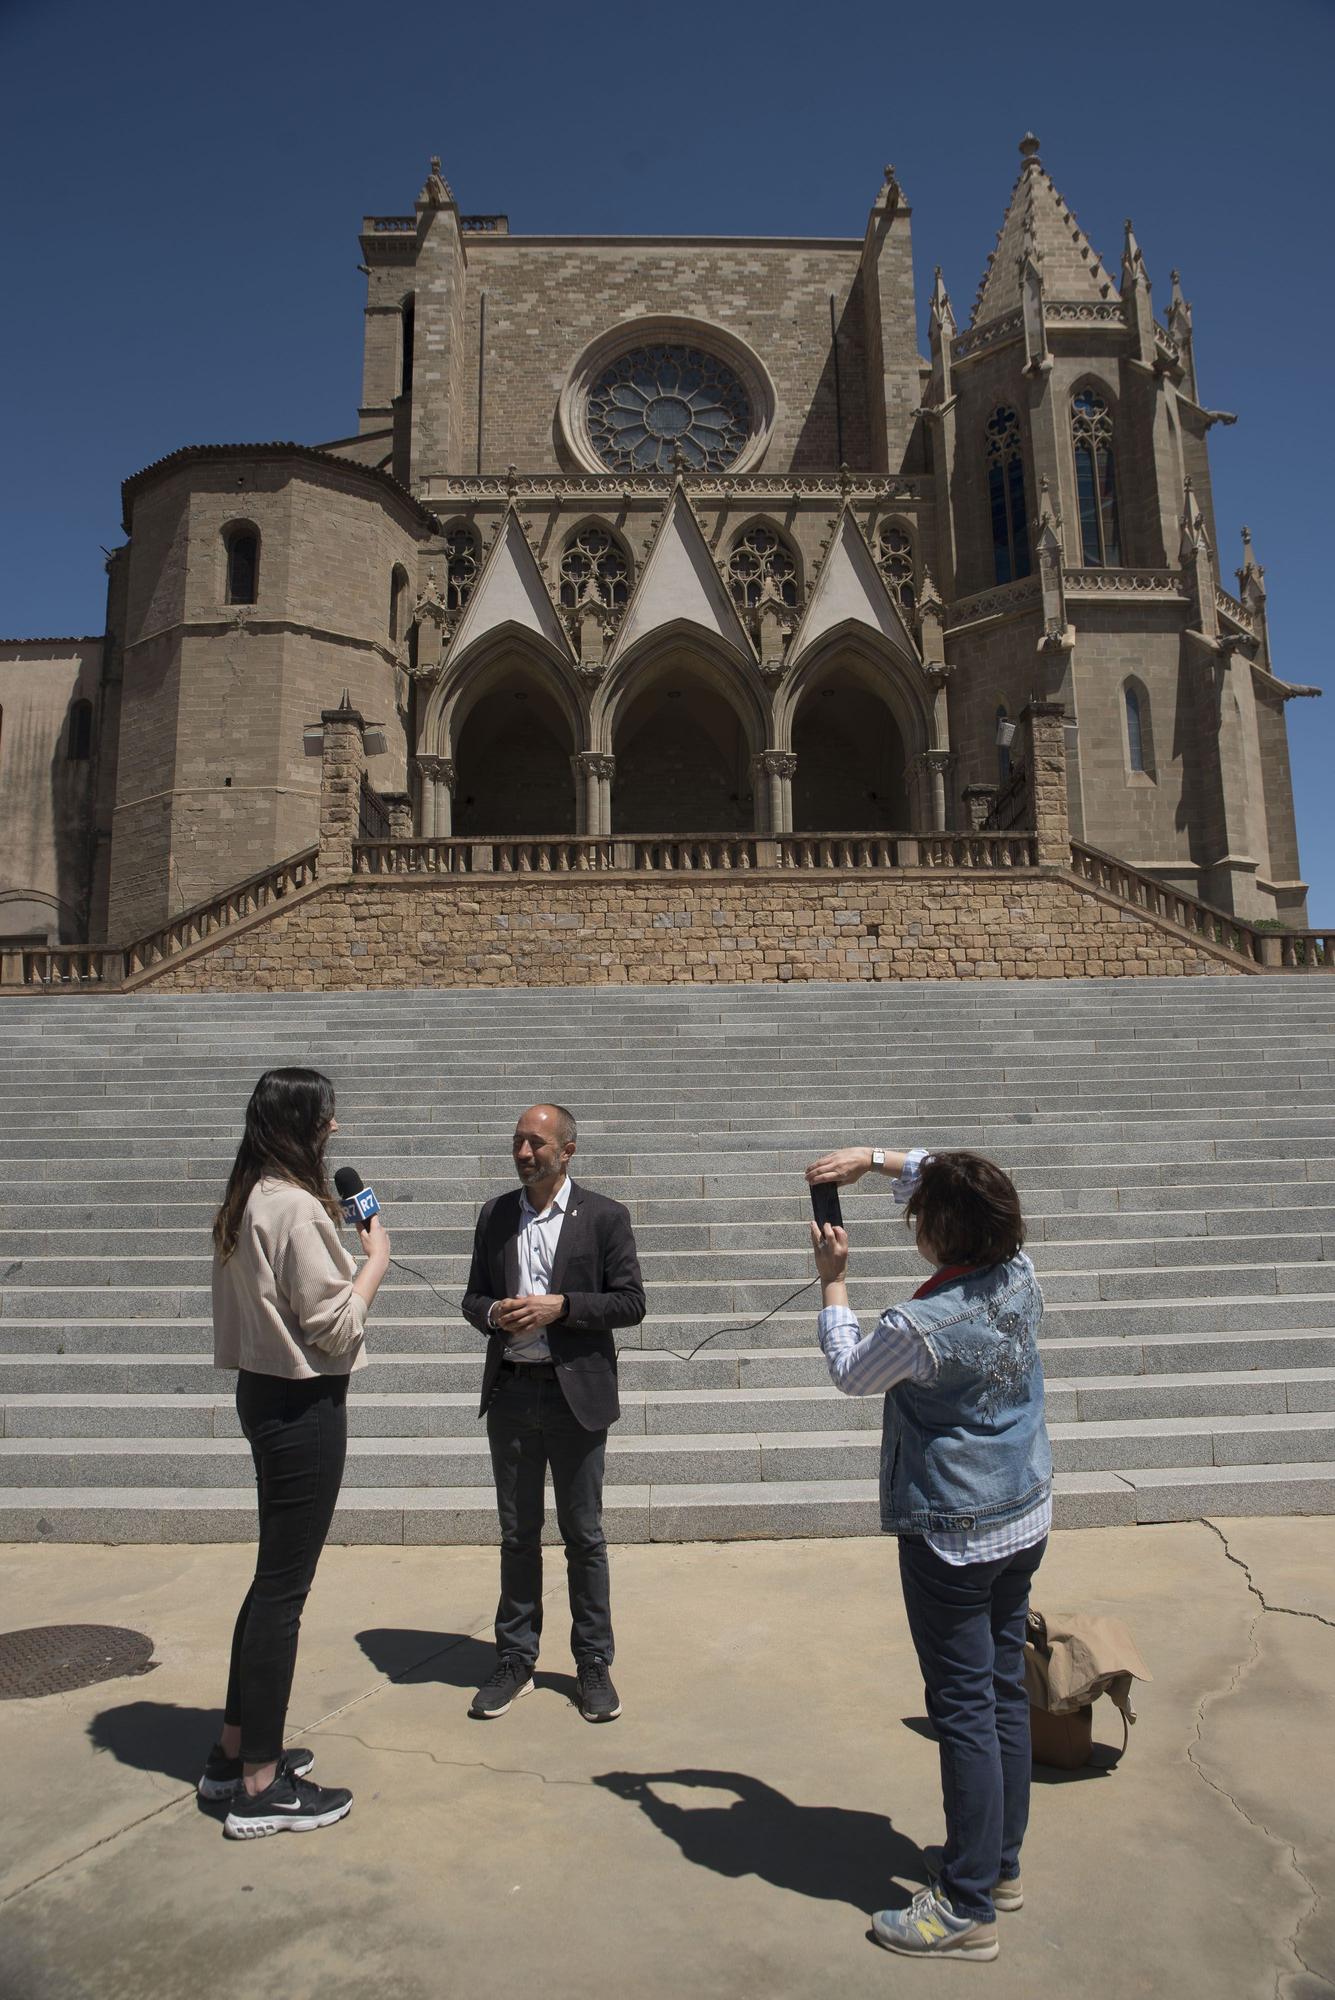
[{"xmin": 1, "ymin": 980, "xmax": 1333, "ymax": 1541}]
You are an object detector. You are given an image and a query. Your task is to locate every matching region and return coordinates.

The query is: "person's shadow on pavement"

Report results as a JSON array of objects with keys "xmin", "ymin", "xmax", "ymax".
[
  {"xmin": 356, "ymin": 1628, "xmax": 496, "ymax": 1688},
  {"xmin": 594, "ymin": 1767, "xmax": 923, "ymax": 1913}
]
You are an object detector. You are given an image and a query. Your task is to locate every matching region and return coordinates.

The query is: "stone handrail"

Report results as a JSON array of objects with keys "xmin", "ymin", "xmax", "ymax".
[
  {"xmin": 353, "ymin": 832, "xmax": 1040, "ymax": 876},
  {"xmin": 121, "ymin": 847, "xmax": 320, "ymax": 975},
  {"xmin": 1068, "ymin": 843, "xmax": 1333, "ymax": 969},
  {"xmin": 7, "ymin": 945, "xmax": 128, "ymax": 990},
  {"xmin": 1214, "ymin": 586, "xmax": 1257, "ymax": 635}
]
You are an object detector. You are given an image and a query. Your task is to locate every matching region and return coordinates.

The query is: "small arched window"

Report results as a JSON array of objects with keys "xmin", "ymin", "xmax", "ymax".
[
  {"xmin": 1072, "ymin": 388, "xmax": 1122, "ymax": 566},
  {"xmin": 875, "ymin": 522, "xmax": 916, "ymax": 612},
  {"xmin": 996, "ymin": 705, "xmax": 1013, "ymax": 786},
  {"xmin": 726, "ymin": 524, "xmax": 799, "ymax": 609},
  {"xmin": 986, "ymin": 408, "xmax": 1031, "ymax": 585},
  {"xmin": 66, "ymin": 698, "xmax": 93, "ymax": 762},
  {"xmin": 444, "ymin": 525, "xmax": 480, "ymax": 612},
  {"xmin": 224, "ymin": 525, "xmax": 259, "ymax": 605},
  {"xmin": 558, "ymin": 523, "xmax": 630, "ymax": 610},
  {"xmin": 389, "ymin": 564, "xmax": 411, "ymax": 641},
  {"xmin": 1124, "ymin": 680, "xmax": 1154, "ymax": 779}
]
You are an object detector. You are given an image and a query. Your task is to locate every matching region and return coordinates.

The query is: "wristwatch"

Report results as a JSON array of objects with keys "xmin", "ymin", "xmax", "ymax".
[{"xmin": 870, "ymin": 1148, "xmax": 886, "ymax": 1170}]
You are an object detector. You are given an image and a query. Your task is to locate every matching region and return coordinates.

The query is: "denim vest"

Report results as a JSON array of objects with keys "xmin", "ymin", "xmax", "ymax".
[{"xmin": 880, "ymin": 1252, "xmax": 1052, "ymax": 1535}]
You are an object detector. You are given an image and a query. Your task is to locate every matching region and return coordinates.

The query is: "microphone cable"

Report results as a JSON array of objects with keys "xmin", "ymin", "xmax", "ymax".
[{"xmin": 381, "ymin": 1253, "xmax": 823, "ymax": 1365}]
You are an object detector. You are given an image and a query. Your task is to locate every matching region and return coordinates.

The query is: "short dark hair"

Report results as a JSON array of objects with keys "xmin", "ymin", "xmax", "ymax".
[{"xmin": 904, "ymin": 1151, "xmax": 1024, "ymax": 1268}]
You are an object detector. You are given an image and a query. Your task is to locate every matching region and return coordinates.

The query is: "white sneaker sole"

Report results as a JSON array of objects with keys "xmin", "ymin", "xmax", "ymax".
[
  {"xmin": 224, "ymin": 1798, "xmax": 352, "ymax": 1839},
  {"xmin": 470, "ymin": 1676, "xmax": 533, "ymax": 1719},
  {"xmin": 580, "ymin": 1699, "xmax": 622, "ymax": 1721}
]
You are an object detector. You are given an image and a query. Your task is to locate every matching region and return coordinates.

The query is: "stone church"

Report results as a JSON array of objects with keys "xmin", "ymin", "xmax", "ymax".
[{"xmin": 0, "ymin": 135, "xmax": 1316, "ymax": 959}]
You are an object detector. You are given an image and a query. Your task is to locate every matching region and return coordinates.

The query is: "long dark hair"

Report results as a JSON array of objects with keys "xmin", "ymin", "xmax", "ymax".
[{"xmin": 213, "ymin": 1068, "xmax": 338, "ymax": 1261}]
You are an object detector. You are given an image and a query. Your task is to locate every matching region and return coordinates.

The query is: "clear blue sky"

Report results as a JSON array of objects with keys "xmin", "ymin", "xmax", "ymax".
[{"xmin": 3, "ymin": 0, "xmax": 1330, "ymax": 919}]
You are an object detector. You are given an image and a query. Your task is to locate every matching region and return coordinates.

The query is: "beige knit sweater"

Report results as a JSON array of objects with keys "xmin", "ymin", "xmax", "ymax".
[{"xmin": 212, "ymin": 1176, "xmax": 368, "ymax": 1378}]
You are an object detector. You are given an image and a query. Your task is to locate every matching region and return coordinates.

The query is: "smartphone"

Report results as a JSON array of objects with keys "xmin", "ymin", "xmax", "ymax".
[{"xmin": 809, "ymin": 1180, "xmax": 844, "ymax": 1232}]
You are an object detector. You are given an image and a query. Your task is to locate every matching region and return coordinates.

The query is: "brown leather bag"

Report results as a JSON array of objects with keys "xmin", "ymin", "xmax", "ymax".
[{"xmin": 1024, "ymin": 1609, "xmax": 1152, "ymax": 1770}]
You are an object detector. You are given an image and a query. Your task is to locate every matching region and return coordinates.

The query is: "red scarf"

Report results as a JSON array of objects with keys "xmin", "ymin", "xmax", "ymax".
[{"xmin": 912, "ymin": 1264, "xmax": 983, "ymax": 1299}]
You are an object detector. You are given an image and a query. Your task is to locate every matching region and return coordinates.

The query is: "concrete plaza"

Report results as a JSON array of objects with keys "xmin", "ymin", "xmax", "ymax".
[{"xmin": 2, "ymin": 1522, "xmax": 1332, "ymax": 2000}]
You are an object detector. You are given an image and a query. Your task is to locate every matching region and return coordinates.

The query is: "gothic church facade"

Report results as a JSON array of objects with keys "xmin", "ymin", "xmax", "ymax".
[{"xmin": 0, "ymin": 136, "xmax": 1314, "ymax": 951}]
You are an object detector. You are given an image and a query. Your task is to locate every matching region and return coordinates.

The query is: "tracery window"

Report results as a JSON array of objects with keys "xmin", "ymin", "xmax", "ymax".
[
  {"xmin": 66, "ymin": 699, "xmax": 93, "ymax": 762},
  {"xmin": 444, "ymin": 526, "xmax": 480, "ymax": 612},
  {"xmin": 558, "ymin": 524, "xmax": 630, "ymax": 611},
  {"xmin": 985, "ymin": 408, "xmax": 1031, "ymax": 585},
  {"xmin": 726, "ymin": 525, "xmax": 799, "ymax": 610},
  {"xmin": 875, "ymin": 523, "xmax": 916, "ymax": 612},
  {"xmin": 1071, "ymin": 388, "xmax": 1122, "ymax": 566},
  {"xmin": 587, "ymin": 345, "xmax": 752, "ymax": 473},
  {"xmin": 224, "ymin": 526, "xmax": 259, "ymax": 605}
]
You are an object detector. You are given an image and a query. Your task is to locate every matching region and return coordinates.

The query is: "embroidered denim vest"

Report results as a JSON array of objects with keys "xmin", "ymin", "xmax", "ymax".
[{"xmin": 880, "ymin": 1251, "xmax": 1051, "ymax": 1535}]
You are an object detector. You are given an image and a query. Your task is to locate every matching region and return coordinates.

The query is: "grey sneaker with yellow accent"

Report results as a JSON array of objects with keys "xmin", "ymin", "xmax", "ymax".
[
  {"xmin": 922, "ymin": 1845, "xmax": 1024, "ymax": 1912},
  {"xmin": 872, "ymin": 1885, "xmax": 999, "ymax": 1960}
]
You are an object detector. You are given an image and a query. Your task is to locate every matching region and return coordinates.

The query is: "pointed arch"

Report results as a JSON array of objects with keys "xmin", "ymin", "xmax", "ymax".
[
  {"xmin": 776, "ymin": 628, "xmax": 934, "ymax": 756},
  {"xmin": 985, "ymin": 407, "xmax": 1031, "ymax": 584},
  {"xmin": 593, "ymin": 629, "xmax": 769, "ymax": 760},
  {"xmin": 599, "ymin": 635, "xmax": 767, "ymax": 836},
  {"xmin": 436, "ymin": 639, "xmax": 585, "ymax": 840},
  {"xmin": 724, "ymin": 517, "xmax": 802, "ymax": 610},
  {"xmin": 422, "ymin": 633, "xmax": 587, "ymax": 761},
  {"xmin": 556, "ymin": 518, "xmax": 632, "ymax": 611}
]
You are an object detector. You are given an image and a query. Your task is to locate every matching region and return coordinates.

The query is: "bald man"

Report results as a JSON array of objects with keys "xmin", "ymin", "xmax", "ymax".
[{"xmin": 461, "ymin": 1103, "xmax": 646, "ymax": 1723}]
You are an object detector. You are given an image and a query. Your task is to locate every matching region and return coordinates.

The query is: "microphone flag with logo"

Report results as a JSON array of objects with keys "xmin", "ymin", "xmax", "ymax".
[{"xmin": 334, "ymin": 1165, "xmax": 381, "ymax": 1229}]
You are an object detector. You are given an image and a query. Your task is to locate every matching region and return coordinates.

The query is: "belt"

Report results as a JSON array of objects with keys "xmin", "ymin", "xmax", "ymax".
[{"xmin": 499, "ymin": 1358, "xmax": 559, "ymax": 1378}]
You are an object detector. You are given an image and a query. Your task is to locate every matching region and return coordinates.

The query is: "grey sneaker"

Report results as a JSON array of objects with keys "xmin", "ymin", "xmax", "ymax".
[
  {"xmin": 872, "ymin": 1885, "xmax": 999, "ymax": 1960},
  {"xmin": 922, "ymin": 1844, "xmax": 1024, "ymax": 1912},
  {"xmin": 469, "ymin": 1654, "xmax": 534, "ymax": 1719}
]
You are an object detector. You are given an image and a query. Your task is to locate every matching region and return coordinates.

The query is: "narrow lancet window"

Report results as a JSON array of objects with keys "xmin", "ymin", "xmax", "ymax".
[
  {"xmin": 726, "ymin": 524, "xmax": 799, "ymax": 609},
  {"xmin": 1072, "ymin": 389, "xmax": 1122, "ymax": 566},
  {"xmin": 986, "ymin": 408, "xmax": 1031, "ymax": 584},
  {"xmin": 444, "ymin": 526, "xmax": 480, "ymax": 612},
  {"xmin": 66, "ymin": 698, "xmax": 93, "ymax": 761},
  {"xmin": 225, "ymin": 528, "xmax": 259, "ymax": 605},
  {"xmin": 1125, "ymin": 684, "xmax": 1146, "ymax": 773}
]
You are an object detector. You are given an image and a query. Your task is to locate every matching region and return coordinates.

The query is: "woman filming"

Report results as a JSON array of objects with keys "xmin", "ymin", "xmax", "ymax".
[
  {"xmin": 807, "ymin": 1144, "xmax": 1051, "ymax": 1964},
  {"xmin": 200, "ymin": 1068, "xmax": 389, "ymax": 1838}
]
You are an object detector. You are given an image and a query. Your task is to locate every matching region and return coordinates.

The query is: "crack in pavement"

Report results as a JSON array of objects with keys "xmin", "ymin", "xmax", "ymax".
[
  {"xmin": 1201, "ymin": 1516, "xmax": 1335, "ymax": 1631},
  {"xmin": 1188, "ymin": 1520, "xmax": 1332, "ymax": 2000},
  {"xmin": 314, "ymin": 1728, "xmax": 596, "ymax": 1789}
]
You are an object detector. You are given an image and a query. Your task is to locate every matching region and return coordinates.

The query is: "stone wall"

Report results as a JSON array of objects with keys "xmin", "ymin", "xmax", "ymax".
[
  {"xmin": 142, "ymin": 869, "xmax": 1241, "ymax": 993},
  {"xmin": 0, "ymin": 639, "xmax": 104, "ymax": 942}
]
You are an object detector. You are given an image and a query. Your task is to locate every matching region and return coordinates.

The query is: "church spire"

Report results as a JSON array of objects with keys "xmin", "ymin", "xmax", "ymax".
[
  {"xmin": 1167, "ymin": 267, "xmax": 1200, "ymax": 403},
  {"xmin": 970, "ymin": 133, "xmax": 1117, "ymax": 329},
  {"xmin": 1121, "ymin": 217, "xmax": 1156, "ymax": 365}
]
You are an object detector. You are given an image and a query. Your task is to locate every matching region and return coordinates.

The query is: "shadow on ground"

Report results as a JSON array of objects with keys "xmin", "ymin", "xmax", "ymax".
[
  {"xmin": 356, "ymin": 1628, "xmax": 495, "ymax": 1687},
  {"xmin": 594, "ymin": 1767, "xmax": 924, "ymax": 1912},
  {"xmin": 87, "ymin": 1700, "xmax": 215, "ymax": 1786}
]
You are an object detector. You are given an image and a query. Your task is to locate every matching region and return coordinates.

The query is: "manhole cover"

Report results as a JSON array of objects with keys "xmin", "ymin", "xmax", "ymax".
[{"xmin": 0, "ymin": 1625, "xmax": 156, "ymax": 1699}]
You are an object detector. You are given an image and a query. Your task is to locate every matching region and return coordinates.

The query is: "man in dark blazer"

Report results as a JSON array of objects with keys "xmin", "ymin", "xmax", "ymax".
[{"xmin": 461, "ymin": 1102, "xmax": 645, "ymax": 1724}]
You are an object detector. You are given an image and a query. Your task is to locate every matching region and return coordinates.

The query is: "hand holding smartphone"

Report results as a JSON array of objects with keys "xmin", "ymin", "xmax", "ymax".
[{"xmin": 809, "ymin": 1180, "xmax": 844, "ymax": 1232}]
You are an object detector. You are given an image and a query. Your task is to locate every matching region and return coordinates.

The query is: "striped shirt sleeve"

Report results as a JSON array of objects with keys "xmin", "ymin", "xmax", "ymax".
[{"xmin": 817, "ymin": 1303, "xmax": 936, "ymax": 1395}]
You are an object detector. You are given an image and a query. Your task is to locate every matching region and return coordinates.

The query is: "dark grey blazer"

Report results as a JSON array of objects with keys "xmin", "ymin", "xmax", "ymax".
[{"xmin": 460, "ymin": 1180, "xmax": 646, "ymax": 1431}]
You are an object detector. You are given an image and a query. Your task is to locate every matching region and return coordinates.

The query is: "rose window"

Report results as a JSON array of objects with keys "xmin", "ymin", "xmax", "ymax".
[{"xmin": 587, "ymin": 346, "xmax": 752, "ymax": 473}]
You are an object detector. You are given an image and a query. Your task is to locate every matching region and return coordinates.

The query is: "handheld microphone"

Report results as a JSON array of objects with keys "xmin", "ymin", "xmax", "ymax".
[{"xmin": 334, "ymin": 1165, "xmax": 381, "ymax": 1230}]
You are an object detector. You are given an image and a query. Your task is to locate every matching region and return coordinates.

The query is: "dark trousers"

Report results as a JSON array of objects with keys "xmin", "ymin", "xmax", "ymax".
[
  {"xmin": 224, "ymin": 1369, "xmax": 348, "ymax": 1763},
  {"xmin": 485, "ymin": 1363, "xmax": 613, "ymax": 1666},
  {"xmin": 897, "ymin": 1533, "xmax": 1047, "ymax": 1923}
]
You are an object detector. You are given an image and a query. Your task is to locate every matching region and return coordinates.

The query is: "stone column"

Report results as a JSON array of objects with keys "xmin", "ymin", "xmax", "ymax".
[
  {"xmin": 319, "ymin": 698, "xmax": 367, "ymax": 881},
  {"xmin": 923, "ymin": 750, "xmax": 953, "ymax": 833},
  {"xmin": 1021, "ymin": 700, "xmax": 1070, "ymax": 866},
  {"xmin": 962, "ymin": 784, "xmax": 998, "ymax": 832},
  {"xmin": 381, "ymin": 791, "xmax": 415, "ymax": 839},
  {"xmin": 573, "ymin": 752, "xmax": 615, "ymax": 838},
  {"xmin": 757, "ymin": 752, "xmax": 797, "ymax": 836},
  {"xmin": 415, "ymin": 755, "xmax": 455, "ymax": 838}
]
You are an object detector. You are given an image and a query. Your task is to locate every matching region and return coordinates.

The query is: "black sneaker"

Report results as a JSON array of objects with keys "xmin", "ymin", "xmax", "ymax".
[
  {"xmin": 469, "ymin": 1654, "xmax": 535, "ymax": 1719},
  {"xmin": 576, "ymin": 1656, "xmax": 621, "ymax": 1722},
  {"xmin": 223, "ymin": 1772, "xmax": 352, "ymax": 1839},
  {"xmin": 197, "ymin": 1743, "xmax": 316, "ymax": 1802}
]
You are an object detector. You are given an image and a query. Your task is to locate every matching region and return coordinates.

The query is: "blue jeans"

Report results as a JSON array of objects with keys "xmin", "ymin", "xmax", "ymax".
[
  {"xmin": 486, "ymin": 1363, "xmax": 613, "ymax": 1666},
  {"xmin": 897, "ymin": 1533, "xmax": 1047, "ymax": 1923}
]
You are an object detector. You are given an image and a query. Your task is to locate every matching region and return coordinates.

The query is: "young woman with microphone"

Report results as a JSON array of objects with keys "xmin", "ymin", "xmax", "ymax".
[{"xmin": 201, "ymin": 1068, "xmax": 390, "ymax": 1837}]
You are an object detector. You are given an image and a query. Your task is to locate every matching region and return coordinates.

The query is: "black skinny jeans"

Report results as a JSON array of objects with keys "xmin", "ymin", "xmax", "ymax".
[{"xmin": 225, "ymin": 1369, "xmax": 348, "ymax": 1764}]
